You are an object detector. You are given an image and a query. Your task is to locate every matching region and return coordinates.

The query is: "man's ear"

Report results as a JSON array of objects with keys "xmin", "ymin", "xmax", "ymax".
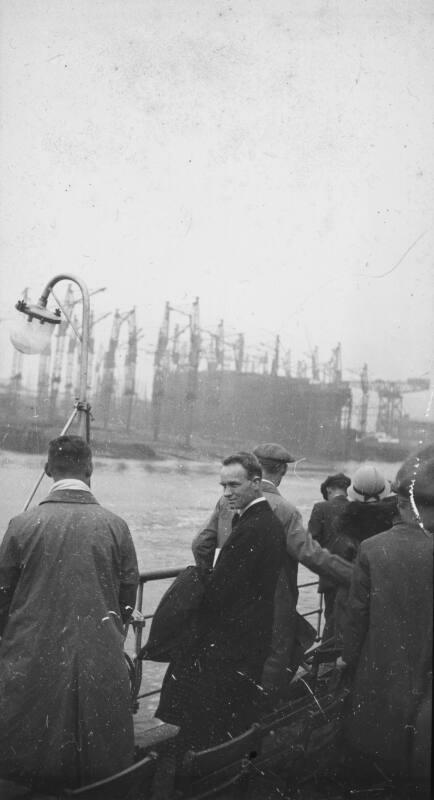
[
  {"xmin": 85, "ymin": 460, "xmax": 93, "ymax": 478},
  {"xmin": 44, "ymin": 462, "xmax": 52, "ymax": 478}
]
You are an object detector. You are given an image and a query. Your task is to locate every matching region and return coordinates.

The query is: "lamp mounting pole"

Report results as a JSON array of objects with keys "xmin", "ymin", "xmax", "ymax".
[
  {"xmin": 37, "ymin": 273, "xmax": 91, "ymax": 440},
  {"xmin": 14, "ymin": 273, "xmax": 91, "ymax": 511}
]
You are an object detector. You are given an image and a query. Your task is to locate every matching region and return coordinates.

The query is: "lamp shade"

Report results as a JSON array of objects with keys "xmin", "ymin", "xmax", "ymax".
[
  {"xmin": 10, "ymin": 299, "xmax": 61, "ymax": 354},
  {"xmin": 10, "ymin": 315, "xmax": 56, "ymax": 354}
]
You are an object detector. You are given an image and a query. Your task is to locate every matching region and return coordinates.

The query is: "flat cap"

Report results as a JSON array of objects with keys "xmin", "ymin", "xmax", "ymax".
[{"xmin": 253, "ymin": 443, "xmax": 296, "ymax": 463}]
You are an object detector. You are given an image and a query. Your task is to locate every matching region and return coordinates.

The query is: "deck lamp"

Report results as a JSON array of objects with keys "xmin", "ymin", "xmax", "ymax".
[
  {"xmin": 10, "ymin": 299, "xmax": 61, "ymax": 354},
  {"xmin": 10, "ymin": 274, "xmax": 91, "ymax": 509}
]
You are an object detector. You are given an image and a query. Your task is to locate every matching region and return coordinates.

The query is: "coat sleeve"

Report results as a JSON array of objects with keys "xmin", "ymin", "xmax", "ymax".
[
  {"xmin": 308, "ymin": 503, "xmax": 324, "ymax": 543},
  {"xmin": 329, "ymin": 504, "xmax": 359, "ymax": 561},
  {"xmin": 0, "ymin": 522, "xmax": 21, "ymax": 635},
  {"xmin": 286, "ymin": 520, "xmax": 353, "ymax": 586},
  {"xmin": 118, "ymin": 523, "xmax": 139, "ymax": 623},
  {"xmin": 342, "ymin": 546, "xmax": 371, "ymax": 666},
  {"xmin": 191, "ymin": 500, "xmax": 221, "ymax": 569}
]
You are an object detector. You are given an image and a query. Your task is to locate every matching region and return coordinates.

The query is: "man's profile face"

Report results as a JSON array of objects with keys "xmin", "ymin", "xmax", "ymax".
[{"xmin": 220, "ymin": 463, "xmax": 260, "ymax": 510}]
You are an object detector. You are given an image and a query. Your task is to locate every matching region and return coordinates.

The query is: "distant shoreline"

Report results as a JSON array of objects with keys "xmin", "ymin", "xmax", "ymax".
[{"xmin": 0, "ymin": 420, "xmax": 413, "ymax": 468}]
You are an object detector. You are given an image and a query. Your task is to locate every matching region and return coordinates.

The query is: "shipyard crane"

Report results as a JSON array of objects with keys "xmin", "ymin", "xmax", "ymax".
[
  {"xmin": 328, "ymin": 342, "xmax": 342, "ymax": 383},
  {"xmin": 87, "ymin": 310, "xmax": 111, "ymax": 394},
  {"xmin": 247, "ymin": 335, "xmax": 281, "ymax": 377},
  {"xmin": 304, "ymin": 346, "xmax": 321, "ymax": 382},
  {"xmin": 153, "ymin": 297, "xmax": 229, "ymax": 445},
  {"xmin": 171, "ymin": 323, "xmax": 181, "ymax": 368},
  {"xmin": 123, "ymin": 308, "xmax": 142, "ymax": 433},
  {"xmin": 311, "ymin": 346, "xmax": 320, "ymax": 381},
  {"xmin": 346, "ymin": 365, "xmax": 430, "ymax": 439},
  {"xmin": 374, "ymin": 381, "xmax": 403, "ymax": 439},
  {"xmin": 100, "ymin": 309, "xmax": 132, "ymax": 429},
  {"xmin": 270, "ymin": 335, "xmax": 280, "ymax": 377},
  {"xmin": 184, "ymin": 297, "xmax": 201, "ymax": 447},
  {"xmin": 373, "ymin": 377, "xmax": 429, "ymax": 439},
  {"xmin": 151, "ymin": 301, "xmax": 171, "ymax": 441},
  {"xmin": 151, "ymin": 299, "xmax": 199, "ymax": 439},
  {"xmin": 233, "ymin": 333, "xmax": 244, "ymax": 373},
  {"xmin": 156, "ymin": 300, "xmax": 242, "ymax": 376},
  {"xmin": 359, "ymin": 363, "xmax": 369, "ymax": 436},
  {"xmin": 282, "ymin": 348, "xmax": 292, "ymax": 378},
  {"xmin": 205, "ymin": 319, "xmax": 225, "ymax": 372},
  {"xmin": 215, "ymin": 320, "xmax": 225, "ymax": 370},
  {"xmin": 297, "ymin": 360, "xmax": 308, "ymax": 378}
]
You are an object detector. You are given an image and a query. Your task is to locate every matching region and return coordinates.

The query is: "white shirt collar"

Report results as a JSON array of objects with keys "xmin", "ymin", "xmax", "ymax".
[
  {"xmin": 240, "ymin": 496, "xmax": 267, "ymax": 516},
  {"xmin": 50, "ymin": 478, "xmax": 91, "ymax": 493}
]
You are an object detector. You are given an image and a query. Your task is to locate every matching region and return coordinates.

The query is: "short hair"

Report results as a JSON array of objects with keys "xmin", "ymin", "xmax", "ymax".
[
  {"xmin": 258, "ymin": 458, "xmax": 287, "ymax": 475},
  {"xmin": 47, "ymin": 435, "xmax": 92, "ymax": 475},
  {"xmin": 222, "ymin": 451, "xmax": 262, "ymax": 480}
]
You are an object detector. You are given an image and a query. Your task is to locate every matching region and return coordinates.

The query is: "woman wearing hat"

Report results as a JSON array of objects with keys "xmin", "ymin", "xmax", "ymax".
[{"xmin": 330, "ymin": 464, "xmax": 398, "ymax": 642}]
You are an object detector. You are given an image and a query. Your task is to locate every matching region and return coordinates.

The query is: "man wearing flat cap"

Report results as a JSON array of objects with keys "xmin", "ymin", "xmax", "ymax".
[
  {"xmin": 192, "ymin": 442, "xmax": 353, "ymax": 695},
  {"xmin": 308, "ymin": 472, "xmax": 351, "ymax": 640},
  {"xmin": 338, "ymin": 446, "xmax": 433, "ymax": 795}
]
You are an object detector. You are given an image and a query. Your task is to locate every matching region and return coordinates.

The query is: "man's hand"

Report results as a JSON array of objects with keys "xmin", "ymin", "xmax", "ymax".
[{"xmin": 335, "ymin": 655, "xmax": 347, "ymax": 670}]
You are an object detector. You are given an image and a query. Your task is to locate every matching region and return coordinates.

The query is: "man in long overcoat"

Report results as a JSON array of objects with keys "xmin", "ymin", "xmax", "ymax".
[
  {"xmin": 192, "ymin": 444, "xmax": 353, "ymax": 693},
  {"xmin": 0, "ymin": 435, "xmax": 139, "ymax": 791},
  {"xmin": 339, "ymin": 447, "xmax": 433, "ymax": 794},
  {"xmin": 157, "ymin": 452, "xmax": 285, "ymax": 748}
]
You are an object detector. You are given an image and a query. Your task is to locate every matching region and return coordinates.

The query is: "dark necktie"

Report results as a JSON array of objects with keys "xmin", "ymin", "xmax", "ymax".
[{"xmin": 231, "ymin": 512, "xmax": 241, "ymax": 531}]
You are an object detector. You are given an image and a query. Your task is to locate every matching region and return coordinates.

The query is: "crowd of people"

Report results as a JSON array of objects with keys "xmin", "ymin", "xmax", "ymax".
[{"xmin": 0, "ymin": 435, "xmax": 432, "ymax": 799}]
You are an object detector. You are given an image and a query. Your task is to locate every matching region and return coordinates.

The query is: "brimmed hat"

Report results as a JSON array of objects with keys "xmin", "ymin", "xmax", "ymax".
[
  {"xmin": 348, "ymin": 465, "xmax": 389, "ymax": 502},
  {"xmin": 392, "ymin": 445, "xmax": 434, "ymax": 506},
  {"xmin": 253, "ymin": 443, "xmax": 296, "ymax": 464},
  {"xmin": 320, "ymin": 472, "xmax": 351, "ymax": 500}
]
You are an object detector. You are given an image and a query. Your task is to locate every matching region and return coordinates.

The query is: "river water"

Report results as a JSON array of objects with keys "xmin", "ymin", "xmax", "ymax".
[{"xmin": 0, "ymin": 449, "xmax": 402, "ymax": 719}]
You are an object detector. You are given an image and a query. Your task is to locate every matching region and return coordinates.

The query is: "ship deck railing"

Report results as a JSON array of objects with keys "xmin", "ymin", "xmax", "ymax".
[{"xmin": 129, "ymin": 568, "xmax": 323, "ymax": 708}]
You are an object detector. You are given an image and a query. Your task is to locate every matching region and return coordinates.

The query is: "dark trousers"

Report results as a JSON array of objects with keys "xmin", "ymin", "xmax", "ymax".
[{"xmin": 321, "ymin": 587, "xmax": 337, "ymax": 643}]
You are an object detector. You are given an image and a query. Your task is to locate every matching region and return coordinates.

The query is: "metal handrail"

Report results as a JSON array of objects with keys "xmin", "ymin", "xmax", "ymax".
[
  {"xmin": 133, "ymin": 568, "xmax": 323, "ymax": 653},
  {"xmin": 128, "ymin": 567, "xmax": 324, "ymax": 708}
]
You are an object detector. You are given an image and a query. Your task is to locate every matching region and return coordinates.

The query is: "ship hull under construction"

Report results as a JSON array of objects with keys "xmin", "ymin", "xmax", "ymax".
[{"xmin": 154, "ymin": 369, "xmax": 352, "ymax": 459}]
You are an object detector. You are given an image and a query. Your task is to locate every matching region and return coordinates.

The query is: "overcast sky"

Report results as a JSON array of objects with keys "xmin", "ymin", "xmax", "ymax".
[{"xmin": 0, "ymin": 0, "xmax": 433, "ymax": 415}]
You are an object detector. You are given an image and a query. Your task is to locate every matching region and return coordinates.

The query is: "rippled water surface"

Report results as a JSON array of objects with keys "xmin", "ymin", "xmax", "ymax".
[
  {"xmin": 0, "ymin": 449, "xmax": 401, "ymax": 602},
  {"xmin": 0, "ymin": 450, "xmax": 401, "ymax": 719}
]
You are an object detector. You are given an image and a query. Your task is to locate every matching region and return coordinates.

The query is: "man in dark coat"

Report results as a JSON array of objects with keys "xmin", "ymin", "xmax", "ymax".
[
  {"xmin": 308, "ymin": 472, "xmax": 351, "ymax": 640},
  {"xmin": 192, "ymin": 444, "xmax": 353, "ymax": 694},
  {"xmin": 156, "ymin": 452, "xmax": 285, "ymax": 750},
  {"xmin": 0, "ymin": 436, "xmax": 139, "ymax": 791},
  {"xmin": 337, "ymin": 447, "xmax": 433, "ymax": 795}
]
